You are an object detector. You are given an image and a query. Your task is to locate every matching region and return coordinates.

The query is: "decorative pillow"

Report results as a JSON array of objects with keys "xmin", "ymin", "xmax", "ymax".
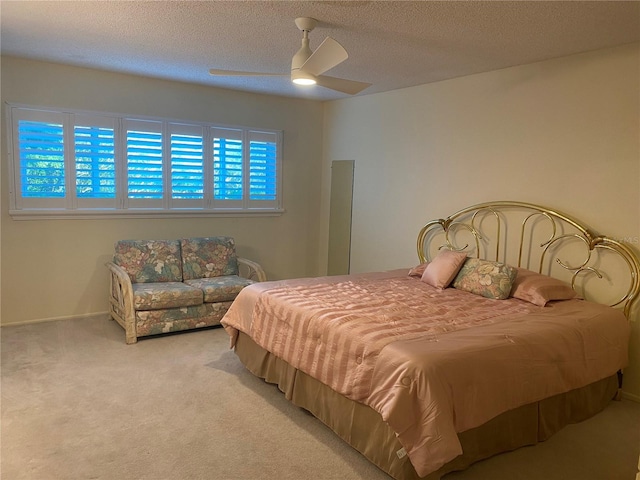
[
  {"xmin": 510, "ymin": 268, "xmax": 577, "ymax": 307},
  {"xmin": 452, "ymin": 258, "xmax": 517, "ymax": 300},
  {"xmin": 420, "ymin": 250, "xmax": 468, "ymax": 289},
  {"xmin": 408, "ymin": 262, "xmax": 429, "ymax": 277}
]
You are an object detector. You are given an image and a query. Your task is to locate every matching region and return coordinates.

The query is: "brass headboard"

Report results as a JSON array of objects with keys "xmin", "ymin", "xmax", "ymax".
[{"xmin": 417, "ymin": 201, "xmax": 640, "ymax": 318}]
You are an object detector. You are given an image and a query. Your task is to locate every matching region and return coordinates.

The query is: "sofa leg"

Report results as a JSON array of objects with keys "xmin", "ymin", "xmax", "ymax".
[{"xmin": 121, "ymin": 317, "xmax": 137, "ymax": 344}]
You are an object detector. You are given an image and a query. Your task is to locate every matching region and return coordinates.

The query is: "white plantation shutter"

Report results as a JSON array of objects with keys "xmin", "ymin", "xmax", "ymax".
[
  {"xmin": 10, "ymin": 109, "xmax": 67, "ymax": 209},
  {"xmin": 74, "ymin": 114, "xmax": 117, "ymax": 209},
  {"xmin": 20, "ymin": 121, "xmax": 65, "ymax": 197},
  {"xmin": 248, "ymin": 130, "xmax": 280, "ymax": 209},
  {"xmin": 125, "ymin": 119, "xmax": 164, "ymax": 208},
  {"xmin": 7, "ymin": 104, "xmax": 282, "ymax": 217},
  {"xmin": 169, "ymin": 123, "xmax": 206, "ymax": 208},
  {"xmin": 212, "ymin": 127, "xmax": 243, "ymax": 208}
]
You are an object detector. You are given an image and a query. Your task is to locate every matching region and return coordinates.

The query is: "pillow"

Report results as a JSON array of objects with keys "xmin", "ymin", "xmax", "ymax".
[
  {"xmin": 408, "ymin": 262, "xmax": 429, "ymax": 277},
  {"xmin": 452, "ymin": 258, "xmax": 517, "ymax": 300},
  {"xmin": 510, "ymin": 268, "xmax": 577, "ymax": 307},
  {"xmin": 420, "ymin": 250, "xmax": 468, "ymax": 289}
]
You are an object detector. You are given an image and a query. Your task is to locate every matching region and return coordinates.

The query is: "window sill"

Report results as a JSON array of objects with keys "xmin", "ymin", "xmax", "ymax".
[{"xmin": 9, "ymin": 208, "xmax": 285, "ymax": 221}]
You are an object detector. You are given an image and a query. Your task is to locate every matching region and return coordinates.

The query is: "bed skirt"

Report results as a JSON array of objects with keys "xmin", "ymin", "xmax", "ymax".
[{"xmin": 233, "ymin": 331, "xmax": 618, "ymax": 480}]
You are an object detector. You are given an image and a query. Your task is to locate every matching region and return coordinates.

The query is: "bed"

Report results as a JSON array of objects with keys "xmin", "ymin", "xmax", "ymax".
[{"xmin": 220, "ymin": 201, "xmax": 640, "ymax": 479}]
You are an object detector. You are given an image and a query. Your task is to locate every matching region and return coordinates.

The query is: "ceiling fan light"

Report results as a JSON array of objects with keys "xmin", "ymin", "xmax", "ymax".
[
  {"xmin": 293, "ymin": 77, "xmax": 317, "ymax": 86},
  {"xmin": 291, "ymin": 70, "xmax": 317, "ymax": 86}
]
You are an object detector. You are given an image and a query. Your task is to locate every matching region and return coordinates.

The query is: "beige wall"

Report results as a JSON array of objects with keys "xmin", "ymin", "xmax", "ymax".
[
  {"xmin": 321, "ymin": 44, "xmax": 640, "ymax": 398},
  {"xmin": 0, "ymin": 57, "xmax": 324, "ymax": 325}
]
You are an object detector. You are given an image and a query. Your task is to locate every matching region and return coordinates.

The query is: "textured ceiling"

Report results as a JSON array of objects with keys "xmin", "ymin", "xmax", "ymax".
[{"xmin": 1, "ymin": 1, "xmax": 639, "ymax": 101}]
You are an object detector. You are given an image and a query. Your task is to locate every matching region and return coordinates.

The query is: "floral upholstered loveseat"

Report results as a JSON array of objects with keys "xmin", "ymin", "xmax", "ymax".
[{"xmin": 106, "ymin": 236, "xmax": 266, "ymax": 344}]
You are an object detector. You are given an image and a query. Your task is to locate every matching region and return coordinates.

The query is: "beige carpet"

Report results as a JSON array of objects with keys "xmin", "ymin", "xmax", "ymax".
[{"xmin": 2, "ymin": 317, "xmax": 639, "ymax": 480}]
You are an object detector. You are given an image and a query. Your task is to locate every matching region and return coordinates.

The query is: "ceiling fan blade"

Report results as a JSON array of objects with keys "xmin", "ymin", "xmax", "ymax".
[
  {"xmin": 209, "ymin": 69, "xmax": 287, "ymax": 77},
  {"xmin": 300, "ymin": 37, "xmax": 348, "ymax": 76},
  {"xmin": 315, "ymin": 75, "xmax": 372, "ymax": 95}
]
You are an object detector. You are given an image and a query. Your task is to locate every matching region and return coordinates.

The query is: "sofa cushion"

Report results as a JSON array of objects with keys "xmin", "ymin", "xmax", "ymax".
[
  {"xmin": 132, "ymin": 282, "xmax": 203, "ymax": 310},
  {"xmin": 184, "ymin": 275, "xmax": 254, "ymax": 302},
  {"xmin": 181, "ymin": 237, "xmax": 239, "ymax": 280},
  {"xmin": 114, "ymin": 239, "xmax": 183, "ymax": 283},
  {"xmin": 135, "ymin": 302, "xmax": 233, "ymax": 337}
]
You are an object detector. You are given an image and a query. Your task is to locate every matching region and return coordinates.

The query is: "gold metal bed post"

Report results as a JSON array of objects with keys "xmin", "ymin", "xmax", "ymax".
[{"xmin": 416, "ymin": 201, "xmax": 640, "ymax": 319}]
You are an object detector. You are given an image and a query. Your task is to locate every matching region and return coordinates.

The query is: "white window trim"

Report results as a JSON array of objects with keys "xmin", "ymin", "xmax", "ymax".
[{"xmin": 6, "ymin": 103, "xmax": 284, "ymax": 220}]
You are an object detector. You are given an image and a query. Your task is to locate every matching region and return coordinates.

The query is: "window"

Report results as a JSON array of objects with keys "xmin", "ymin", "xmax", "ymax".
[{"xmin": 7, "ymin": 105, "xmax": 283, "ymax": 218}]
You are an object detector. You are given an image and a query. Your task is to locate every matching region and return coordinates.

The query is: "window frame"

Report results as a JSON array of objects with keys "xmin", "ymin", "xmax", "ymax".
[{"xmin": 6, "ymin": 103, "xmax": 284, "ymax": 219}]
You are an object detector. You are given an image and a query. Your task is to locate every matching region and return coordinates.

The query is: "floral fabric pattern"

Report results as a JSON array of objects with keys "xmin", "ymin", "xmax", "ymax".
[
  {"xmin": 184, "ymin": 275, "xmax": 254, "ymax": 302},
  {"xmin": 452, "ymin": 258, "xmax": 517, "ymax": 300},
  {"xmin": 181, "ymin": 237, "xmax": 239, "ymax": 280},
  {"xmin": 135, "ymin": 301, "xmax": 233, "ymax": 336},
  {"xmin": 133, "ymin": 282, "xmax": 203, "ymax": 310},
  {"xmin": 114, "ymin": 239, "xmax": 183, "ymax": 283}
]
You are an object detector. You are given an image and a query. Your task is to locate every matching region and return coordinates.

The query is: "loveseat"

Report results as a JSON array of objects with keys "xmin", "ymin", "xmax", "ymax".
[{"xmin": 106, "ymin": 236, "xmax": 266, "ymax": 344}]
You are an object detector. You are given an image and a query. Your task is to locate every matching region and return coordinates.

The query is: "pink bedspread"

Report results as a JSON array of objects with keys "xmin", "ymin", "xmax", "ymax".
[{"xmin": 221, "ymin": 270, "xmax": 630, "ymax": 477}]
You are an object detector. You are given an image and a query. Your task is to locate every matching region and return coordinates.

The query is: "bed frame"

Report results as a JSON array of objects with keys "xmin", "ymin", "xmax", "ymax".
[
  {"xmin": 417, "ymin": 201, "xmax": 639, "ymax": 317},
  {"xmin": 232, "ymin": 201, "xmax": 640, "ymax": 479}
]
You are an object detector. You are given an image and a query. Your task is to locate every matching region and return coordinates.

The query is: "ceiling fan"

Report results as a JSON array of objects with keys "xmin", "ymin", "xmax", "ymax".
[{"xmin": 209, "ymin": 17, "xmax": 371, "ymax": 95}]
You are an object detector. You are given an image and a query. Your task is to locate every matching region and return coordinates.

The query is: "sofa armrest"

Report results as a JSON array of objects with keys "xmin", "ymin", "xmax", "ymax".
[
  {"xmin": 238, "ymin": 257, "xmax": 267, "ymax": 282},
  {"xmin": 105, "ymin": 261, "xmax": 138, "ymax": 344}
]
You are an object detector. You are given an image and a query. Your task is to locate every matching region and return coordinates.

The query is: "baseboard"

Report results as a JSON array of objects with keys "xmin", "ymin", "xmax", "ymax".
[
  {"xmin": 621, "ymin": 390, "xmax": 640, "ymax": 404},
  {"xmin": 1, "ymin": 311, "xmax": 110, "ymax": 327}
]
